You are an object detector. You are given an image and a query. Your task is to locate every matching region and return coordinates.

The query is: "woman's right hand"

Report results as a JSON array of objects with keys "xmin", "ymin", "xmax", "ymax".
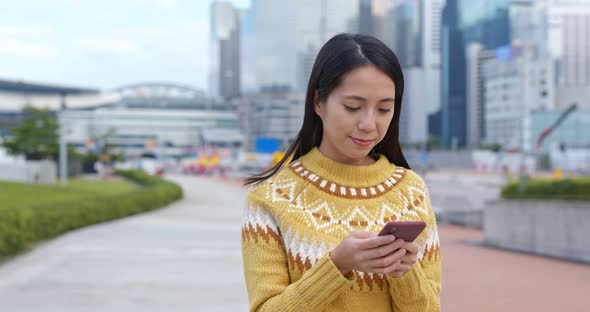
[{"xmin": 329, "ymin": 230, "xmax": 408, "ymax": 276}]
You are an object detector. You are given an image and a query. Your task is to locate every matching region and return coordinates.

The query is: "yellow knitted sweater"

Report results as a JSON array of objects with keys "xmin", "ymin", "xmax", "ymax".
[{"xmin": 241, "ymin": 147, "xmax": 442, "ymax": 311}]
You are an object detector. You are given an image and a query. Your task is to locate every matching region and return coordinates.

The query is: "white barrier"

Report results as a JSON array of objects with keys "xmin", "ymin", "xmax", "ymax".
[
  {"xmin": 550, "ymin": 149, "xmax": 590, "ymax": 173},
  {"xmin": 472, "ymin": 150, "xmax": 536, "ymax": 174},
  {"xmin": 0, "ymin": 160, "xmax": 57, "ymax": 184}
]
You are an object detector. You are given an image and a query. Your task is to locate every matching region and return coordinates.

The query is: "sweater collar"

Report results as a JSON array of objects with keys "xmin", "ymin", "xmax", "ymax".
[{"xmin": 297, "ymin": 147, "xmax": 396, "ymax": 188}]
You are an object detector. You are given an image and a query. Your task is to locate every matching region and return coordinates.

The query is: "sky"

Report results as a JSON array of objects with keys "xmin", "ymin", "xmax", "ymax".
[{"xmin": 0, "ymin": 0, "xmax": 250, "ymax": 91}]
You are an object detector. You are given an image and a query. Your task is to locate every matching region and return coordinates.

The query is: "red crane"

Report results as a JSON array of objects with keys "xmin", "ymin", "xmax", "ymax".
[{"xmin": 535, "ymin": 103, "xmax": 578, "ymax": 152}]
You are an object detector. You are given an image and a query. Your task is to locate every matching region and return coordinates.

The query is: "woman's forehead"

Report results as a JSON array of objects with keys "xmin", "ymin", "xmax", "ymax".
[{"xmin": 337, "ymin": 65, "xmax": 396, "ymax": 93}]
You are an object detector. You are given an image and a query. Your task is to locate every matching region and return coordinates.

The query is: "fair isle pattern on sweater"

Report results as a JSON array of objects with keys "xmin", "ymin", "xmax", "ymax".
[
  {"xmin": 289, "ymin": 160, "xmax": 407, "ymax": 199},
  {"xmin": 242, "ymin": 168, "xmax": 441, "ymax": 291},
  {"xmin": 241, "ymin": 147, "xmax": 442, "ymax": 311}
]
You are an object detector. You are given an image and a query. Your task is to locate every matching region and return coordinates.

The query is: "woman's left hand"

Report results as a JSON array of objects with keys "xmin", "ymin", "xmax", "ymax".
[{"xmin": 387, "ymin": 241, "xmax": 419, "ymax": 278}]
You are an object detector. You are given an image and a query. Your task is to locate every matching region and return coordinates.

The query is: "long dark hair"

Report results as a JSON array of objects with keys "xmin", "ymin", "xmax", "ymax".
[{"xmin": 245, "ymin": 33, "xmax": 410, "ymax": 186}]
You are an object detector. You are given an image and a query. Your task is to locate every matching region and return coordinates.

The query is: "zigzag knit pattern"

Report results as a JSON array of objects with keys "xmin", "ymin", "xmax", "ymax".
[{"xmin": 242, "ymin": 147, "xmax": 442, "ymax": 311}]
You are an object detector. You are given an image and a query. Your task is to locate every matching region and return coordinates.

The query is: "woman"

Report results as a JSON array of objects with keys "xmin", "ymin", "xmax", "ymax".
[{"xmin": 241, "ymin": 33, "xmax": 441, "ymax": 311}]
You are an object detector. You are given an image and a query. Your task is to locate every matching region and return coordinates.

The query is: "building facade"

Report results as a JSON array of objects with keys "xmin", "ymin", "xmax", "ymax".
[
  {"xmin": 482, "ymin": 45, "xmax": 554, "ymax": 150},
  {"xmin": 435, "ymin": 0, "xmax": 510, "ymax": 149},
  {"xmin": 210, "ymin": 1, "xmax": 241, "ymax": 100}
]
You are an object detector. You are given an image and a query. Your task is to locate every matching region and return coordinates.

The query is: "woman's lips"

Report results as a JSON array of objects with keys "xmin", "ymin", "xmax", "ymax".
[{"xmin": 350, "ymin": 137, "xmax": 374, "ymax": 147}]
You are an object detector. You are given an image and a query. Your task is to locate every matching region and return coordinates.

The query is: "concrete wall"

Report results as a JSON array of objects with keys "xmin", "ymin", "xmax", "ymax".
[
  {"xmin": 0, "ymin": 160, "xmax": 57, "ymax": 184},
  {"xmin": 484, "ymin": 199, "xmax": 590, "ymax": 263}
]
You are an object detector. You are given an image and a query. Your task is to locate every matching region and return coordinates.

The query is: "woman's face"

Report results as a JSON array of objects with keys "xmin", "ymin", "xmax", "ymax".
[{"xmin": 315, "ymin": 64, "xmax": 396, "ymax": 166}]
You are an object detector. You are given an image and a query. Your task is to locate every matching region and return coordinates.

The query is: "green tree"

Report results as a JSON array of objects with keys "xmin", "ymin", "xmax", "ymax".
[
  {"xmin": 478, "ymin": 143, "xmax": 503, "ymax": 152},
  {"xmin": 2, "ymin": 106, "xmax": 59, "ymax": 160}
]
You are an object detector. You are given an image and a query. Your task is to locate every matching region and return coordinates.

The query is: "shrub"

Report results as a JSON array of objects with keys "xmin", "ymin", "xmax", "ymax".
[
  {"xmin": 501, "ymin": 177, "xmax": 590, "ymax": 201},
  {"xmin": 0, "ymin": 170, "xmax": 183, "ymax": 257}
]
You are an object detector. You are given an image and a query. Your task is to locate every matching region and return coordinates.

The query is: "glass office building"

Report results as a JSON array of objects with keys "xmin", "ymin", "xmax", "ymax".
[
  {"xmin": 254, "ymin": 0, "xmax": 360, "ymax": 92},
  {"xmin": 434, "ymin": 0, "xmax": 510, "ymax": 148}
]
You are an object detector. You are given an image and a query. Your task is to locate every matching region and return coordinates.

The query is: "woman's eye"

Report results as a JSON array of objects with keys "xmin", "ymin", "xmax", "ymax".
[
  {"xmin": 344, "ymin": 105, "xmax": 360, "ymax": 112},
  {"xmin": 379, "ymin": 109, "xmax": 392, "ymax": 113}
]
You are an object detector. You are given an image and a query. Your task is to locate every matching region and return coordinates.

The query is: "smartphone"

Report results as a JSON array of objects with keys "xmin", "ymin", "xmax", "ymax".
[{"xmin": 377, "ymin": 221, "xmax": 426, "ymax": 242}]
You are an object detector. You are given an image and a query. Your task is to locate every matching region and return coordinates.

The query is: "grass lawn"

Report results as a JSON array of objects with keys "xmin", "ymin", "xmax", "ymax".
[{"xmin": 0, "ymin": 179, "xmax": 137, "ymax": 210}]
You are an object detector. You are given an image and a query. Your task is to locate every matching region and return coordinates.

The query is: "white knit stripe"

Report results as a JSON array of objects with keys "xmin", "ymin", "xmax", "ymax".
[
  {"xmin": 418, "ymin": 223, "xmax": 440, "ymax": 261},
  {"xmin": 243, "ymin": 202, "xmax": 279, "ymax": 236},
  {"xmin": 283, "ymin": 229, "xmax": 330, "ymax": 266}
]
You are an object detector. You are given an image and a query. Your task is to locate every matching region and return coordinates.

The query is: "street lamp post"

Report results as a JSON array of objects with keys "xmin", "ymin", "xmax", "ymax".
[{"xmin": 59, "ymin": 92, "xmax": 67, "ymax": 186}]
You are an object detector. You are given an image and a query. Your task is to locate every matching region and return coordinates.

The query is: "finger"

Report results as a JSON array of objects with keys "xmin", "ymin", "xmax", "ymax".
[
  {"xmin": 403, "ymin": 241, "xmax": 420, "ymax": 254},
  {"xmin": 388, "ymin": 270, "xmax": 406, "ymax": 278},
  {"xmin": 357, "ymin": 235, "xmax": 395, "ymax": 250},
  {"xmin": 400, "ymin": 255, "xmax": 417, "ymax": 265},
  {"xmin": 381, "ymin": 259, "xmax": 402, "ymax": 275},
  {"xmin": 399, "ymin": 250, "xmax": 417, "ymax": 263},
  {"xmin": 367, "ymin": 248, "xmax": 407, "ymax": 270},
  {"xmin": 394, "ymin": 263, "xmax": 412, "ymax": 273},
  {"xmin": 351, "ymin": 230, "xmax": 377, "ymax": 239},
  {"xmin": 370, "ymin": 239, "xmax": 407, "ymax": 259},
  {"xmin": 365, "ymin": 238, "xmax": 406, "ymax": 260},
  {"xmin": 402, "ymin": 250, "xmax": 418, "ymax": 263}
]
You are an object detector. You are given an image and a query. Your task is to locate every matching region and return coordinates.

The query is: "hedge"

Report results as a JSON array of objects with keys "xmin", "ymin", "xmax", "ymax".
[
  {"xmin": 501, "ymin": 177, "xmax": 590, "ymax": 201},
  {"xmin": 0, "ymin": 170, "xmax": 183, "ymax": 257}
]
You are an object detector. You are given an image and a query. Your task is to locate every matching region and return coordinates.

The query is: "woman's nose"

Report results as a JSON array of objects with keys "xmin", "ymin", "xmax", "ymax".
[{"xmin": 358, "ymin": 111, "xmax": 377, "ymax": 132}]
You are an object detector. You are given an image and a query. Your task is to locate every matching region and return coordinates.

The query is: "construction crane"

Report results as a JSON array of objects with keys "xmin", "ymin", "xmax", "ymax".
[{"xmin": 535, "ymin": 103, "xmax": 578, "ymax": 152}]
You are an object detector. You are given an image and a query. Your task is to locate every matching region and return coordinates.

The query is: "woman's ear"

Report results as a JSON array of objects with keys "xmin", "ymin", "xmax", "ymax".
[{"xmin": 313, "ymin": 91, "xmax": 323, "ymax": 118}]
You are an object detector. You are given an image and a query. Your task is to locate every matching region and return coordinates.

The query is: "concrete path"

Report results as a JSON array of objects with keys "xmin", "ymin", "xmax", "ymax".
[
  {"xmin": 0, "ymin": 175, "xmax": 249, "ymax": 312},
  {"xmin": 440, "ymin": 225, "xmax": 590, "ymax": 311}
]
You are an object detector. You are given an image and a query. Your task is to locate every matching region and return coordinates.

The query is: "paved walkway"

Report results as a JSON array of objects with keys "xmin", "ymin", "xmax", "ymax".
[
  {"xmin": 0, "ymin": 175, "xmax": 248, "ymax": 312},
  {"xmin": 0, "ymin": 175, "xmax": 588, "ymax": 311},
  {"xmin": 440, "ymin": 225, "xmax": 590, "ymax": 311}
]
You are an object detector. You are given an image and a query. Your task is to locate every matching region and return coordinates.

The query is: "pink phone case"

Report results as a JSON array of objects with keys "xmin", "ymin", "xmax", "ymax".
[{"xmin": 377, "ymin": 221, "xmax": 426, "ymax": 242}]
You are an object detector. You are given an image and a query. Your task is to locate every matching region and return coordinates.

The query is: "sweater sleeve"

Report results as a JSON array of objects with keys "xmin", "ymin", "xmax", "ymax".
[
  {"xmin": 387, "ymin": 172, "xmax": 442, "ymax": 311},
  {"xmin": 241, "ymin": 191, "xmax": 352, "ymax": 312}
]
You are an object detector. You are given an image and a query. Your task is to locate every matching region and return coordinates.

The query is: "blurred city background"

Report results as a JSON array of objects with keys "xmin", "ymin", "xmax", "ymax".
[{"xmin": 0, "ymin": 0, "xmax": 589, "ymax": 311}]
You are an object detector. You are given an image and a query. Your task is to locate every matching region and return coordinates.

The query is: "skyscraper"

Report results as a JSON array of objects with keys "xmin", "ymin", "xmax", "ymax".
[
  {"xmin": 547, "ymin": 0, "xmax": 590, "ymax": 110},
  {"xmin": 359, "ymin": 0, "xmax": 374, "ymax": 36},
  {"xmin": 385, "ymin": 0, "xmax": 444, "ymax": 146},
  {"xmin": 254, "ymin": 0, "xmax": 361, "ymax": 92},
  {"xmin": 240, "ymin": 1, "xmax": 257, "ymax": 94},
  {"xmin": 466, "ymin": 42, "xmax": 495, "ymax": 147},
  {"xmin": 434, "ymin": 0, "xmax": 510, "ymax": 149},
  {"xmin": 209, "ymin": 1, "xmax": 241, "ymax": 100}
]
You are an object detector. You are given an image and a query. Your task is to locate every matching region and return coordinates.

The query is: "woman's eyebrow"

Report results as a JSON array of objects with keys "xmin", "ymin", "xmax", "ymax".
[{"xmin": 342, "ymin": 94, "xmax": 395, "ymax": 103}]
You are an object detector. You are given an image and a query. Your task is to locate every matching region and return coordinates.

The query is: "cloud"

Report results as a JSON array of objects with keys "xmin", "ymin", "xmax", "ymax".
[
  {"xmin": 0, "ymin": 24, "xmax": 55, "ymax": 37},
  {"xmin": 61, "ymin": 20, "xmax": 210, "ymax": 88},
  {"xmin": 152, "ymin": 0, "xmax": 179, "ymax": 9},
  {"xmin": 77, "ymin": 38, "xmax": 143, "ymax": 57},
  {"xmin": 0, "ymin": 39, "xmax": 58, "ymax": 58},
  {"xmin": 70, "ymin": 6, "xmax": 119, "ymax": 19},
  {"xmin": 0, "ymin": 24, "xmax": 58, "ymax": 58}
]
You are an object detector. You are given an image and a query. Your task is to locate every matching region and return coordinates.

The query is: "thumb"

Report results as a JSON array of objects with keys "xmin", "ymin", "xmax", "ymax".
[{"xmin": 351, "ymin": 230, "xmax": 377, "ymax": 239}]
